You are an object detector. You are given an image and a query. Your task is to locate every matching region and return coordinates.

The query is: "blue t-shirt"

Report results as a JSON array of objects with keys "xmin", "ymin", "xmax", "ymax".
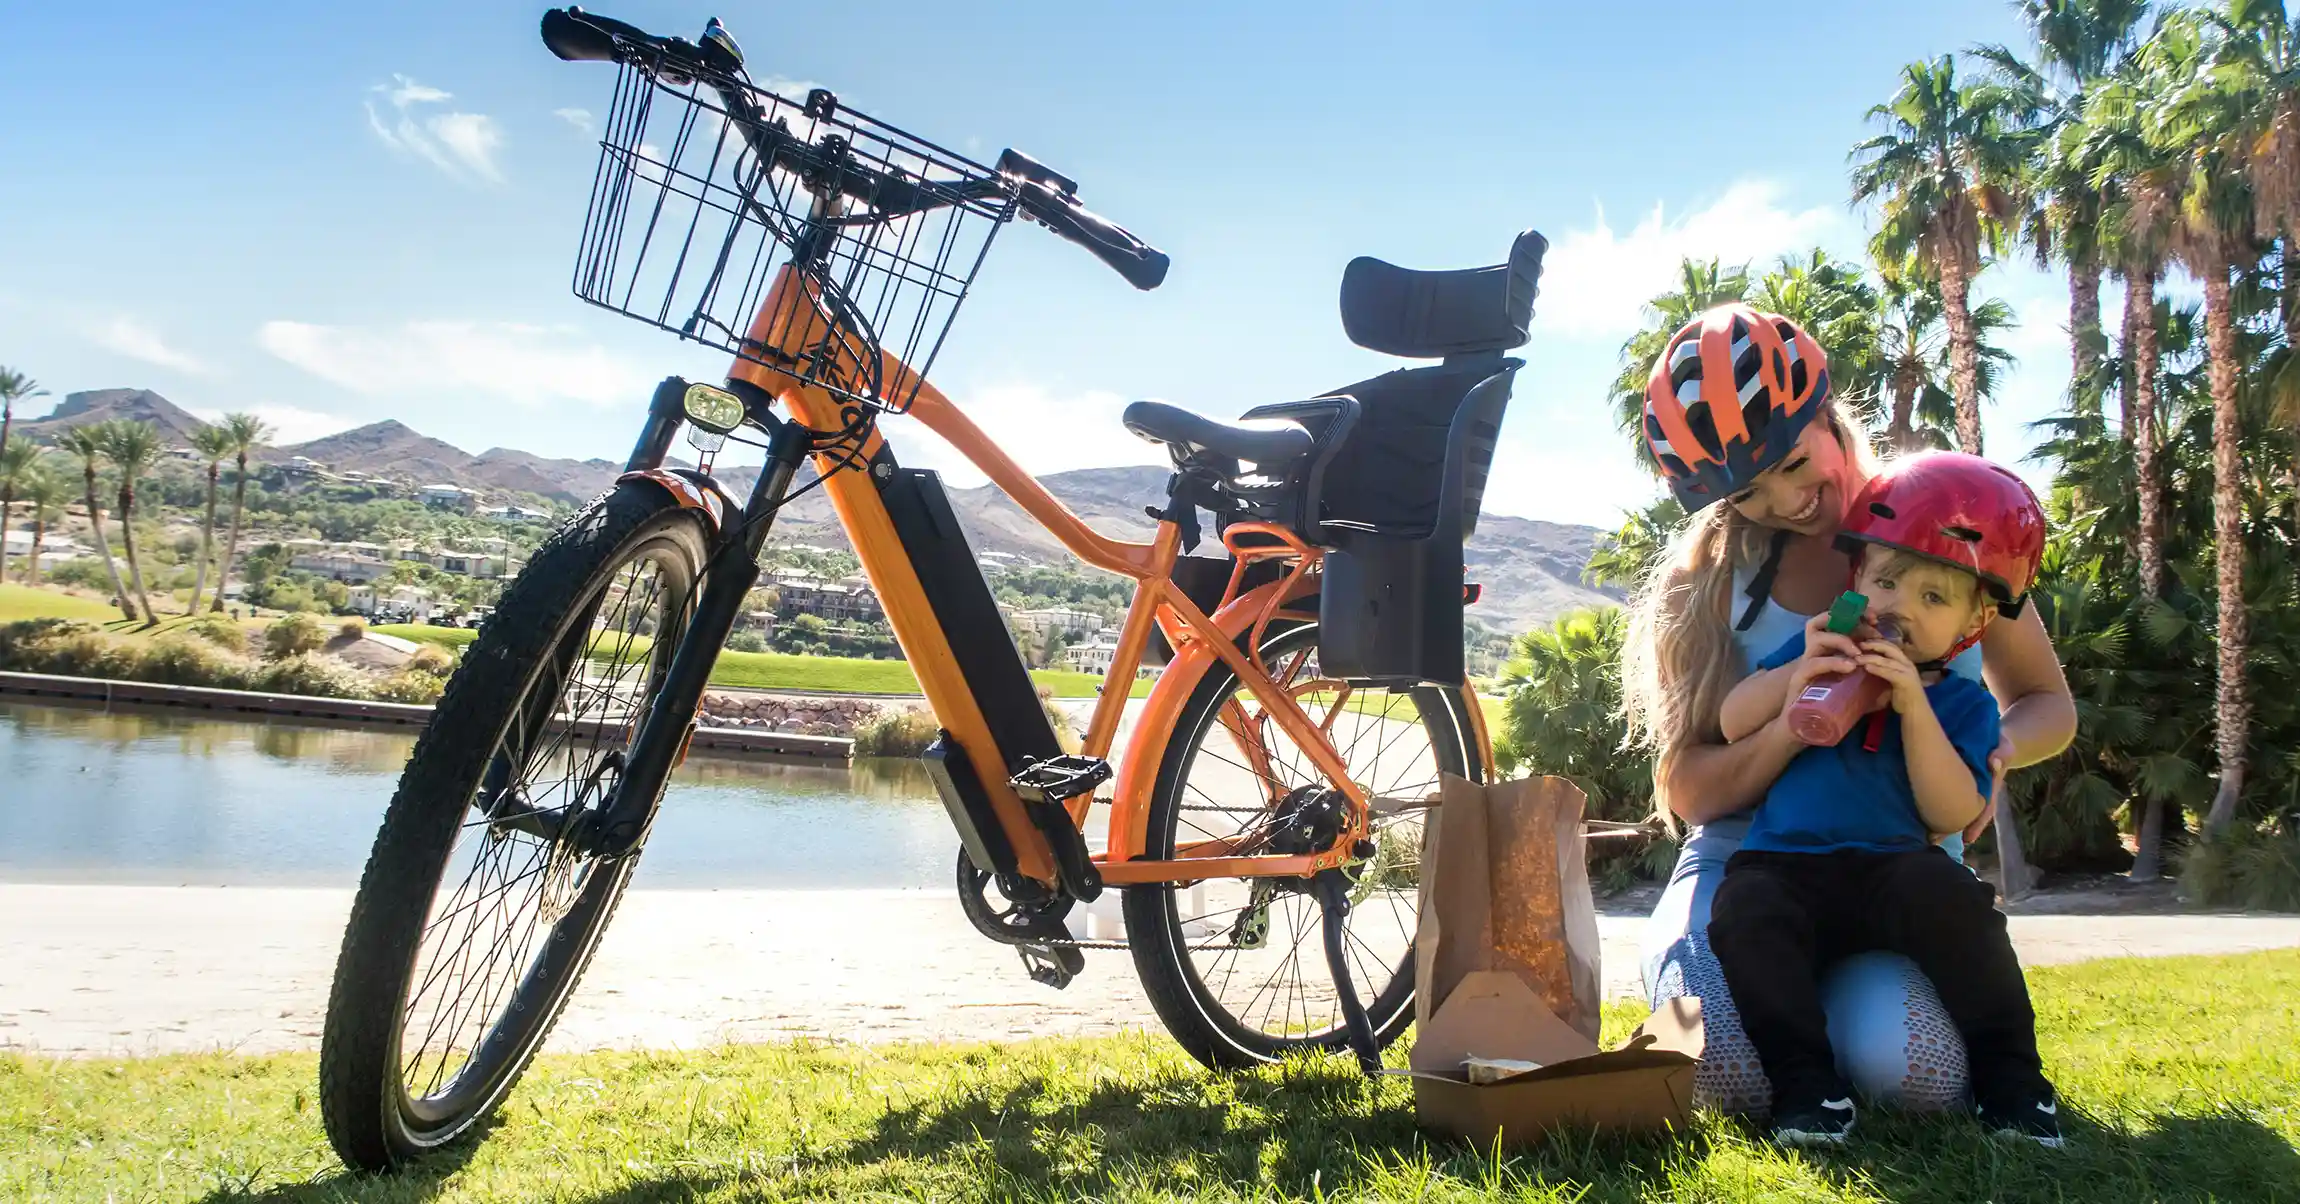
[{"xmin": 1742, "ymin": 630, "xmax": 2003, "ymax": 855}]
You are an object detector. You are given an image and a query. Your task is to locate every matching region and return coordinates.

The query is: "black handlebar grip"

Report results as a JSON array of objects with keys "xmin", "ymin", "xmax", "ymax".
[
  {"xmin": 542, "ymin": 8, "xmax": 642, "ymax": 62},
  {"xmin": 1020, "ymin": 183, "xmax": 1169, "ymax": 291}
]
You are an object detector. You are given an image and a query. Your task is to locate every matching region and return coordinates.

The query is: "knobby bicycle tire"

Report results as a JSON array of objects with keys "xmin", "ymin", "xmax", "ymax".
[
  {"xmin": 1122, "ymin": 619, "xmax": 1481, "ymax": 1070},
  {"xmin": 319, "ymin": 483, "xmax": 707, "ymax": 1170}
]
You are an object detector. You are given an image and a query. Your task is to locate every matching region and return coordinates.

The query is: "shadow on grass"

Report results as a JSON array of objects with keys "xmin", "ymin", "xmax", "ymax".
[
  {"xmin": 190, "ymin": 1123, "xmax": 485, "ymax": 1204},
  {"xmin": 183, "ymin": 1073, "xmax": 2300, "ymax": 1203}
]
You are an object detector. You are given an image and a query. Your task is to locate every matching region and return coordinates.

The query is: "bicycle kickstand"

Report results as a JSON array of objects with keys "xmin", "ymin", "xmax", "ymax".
[{"xmin": 1314, "ymin": 871, "xmax": 1384, "ymax": 1076}]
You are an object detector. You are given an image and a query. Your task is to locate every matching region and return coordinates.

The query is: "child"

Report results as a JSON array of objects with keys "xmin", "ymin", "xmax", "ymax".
[{"xmin": 1706, "ymin": 452, "xmax": 2061, "ymax": 1149}]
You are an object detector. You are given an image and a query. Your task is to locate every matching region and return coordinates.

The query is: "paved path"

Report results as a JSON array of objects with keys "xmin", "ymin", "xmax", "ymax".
[{"xmin": 3, "ymin": 884, "xmax": 2296, "ymax": 1058}]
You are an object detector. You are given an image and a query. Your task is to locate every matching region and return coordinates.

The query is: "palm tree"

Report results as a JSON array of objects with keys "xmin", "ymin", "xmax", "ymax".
[
  {"xmin": 1610, "ymin": 258, "xmax": 1751, "ymax": 473},
  {"xmin": 2088, "ymin": 49, "xmax": 2183, "ymax": 598},
  {"xmin": 19, "ymin": 466, "xmax": 71, "ymax": 588},
  {"xmin": 2198, "ymin": 0, "xmax": 2300, "ymax": 516},
  {"xmin": 1873, "ymin": 261, "xmax": 2023, "ymax": 453},
  {"xmin": 209, "ymin": 412, "xmax": 271, "ymax": 613},
  {"xmin": 0, "ymin": 438, "xmax": 35, "ymax": 585},
  {"xmin": 98, "ymin": 420, "xmax": 163, "ymax": 626},
  {"xmin": 1751, "ymin": 249, "xmax": 1888, "ymax": 425},
  {"xmin": 1852, "ymin": 55, "xmax": 2034, "ymax": 455},
  {"xmin": 187, "ymin": 423, "xmax": 236, "ymax": 614},
  {"xmin": 2155, "ymin": 10, "xmax": 2263, "ymax": 837},
  {"xmin": 60, "ymin": 426, "xmax": 136, "ymax": 621},
  {"xmin": 0, "ymin": 367, "xmax": 45, "ymax": 471}
]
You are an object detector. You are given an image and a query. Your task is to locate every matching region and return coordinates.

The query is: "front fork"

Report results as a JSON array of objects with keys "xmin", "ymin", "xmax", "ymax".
[{"xmin": 579, "ymin": 398, "xmax": 817, "ymax": 857}]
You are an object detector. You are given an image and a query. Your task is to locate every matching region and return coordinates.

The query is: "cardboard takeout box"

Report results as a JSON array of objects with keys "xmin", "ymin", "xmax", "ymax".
[{"xmin": 1400, "ymin": 775, "xmax": 1704, "ymax": 1145}]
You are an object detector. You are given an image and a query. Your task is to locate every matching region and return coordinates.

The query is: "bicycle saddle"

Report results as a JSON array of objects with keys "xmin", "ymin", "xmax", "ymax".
[{"xmin": 1122, "ymin": 400, "xmax": 1313, "ymax": 468}]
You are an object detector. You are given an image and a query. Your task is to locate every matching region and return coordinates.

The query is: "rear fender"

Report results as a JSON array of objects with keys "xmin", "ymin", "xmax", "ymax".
[{"xmin": 617, "ymin": 469, "xmax": 737, "ymax": 537}]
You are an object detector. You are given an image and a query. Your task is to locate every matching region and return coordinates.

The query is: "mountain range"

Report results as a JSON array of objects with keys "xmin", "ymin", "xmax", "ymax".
[{"xmin": 17, "ymin": 389, "xmax": 1620, "ymax": 630}]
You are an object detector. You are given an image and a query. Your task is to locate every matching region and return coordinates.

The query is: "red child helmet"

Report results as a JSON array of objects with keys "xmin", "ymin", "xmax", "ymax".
[{"xmin": 1837, "ymin": 452, "xmax": 2046, "ymax": 620}]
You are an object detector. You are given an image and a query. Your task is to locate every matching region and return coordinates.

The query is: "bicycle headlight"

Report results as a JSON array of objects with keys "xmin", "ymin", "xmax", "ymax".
[{"xmin": 681, "ymin": 383, "xmax": 746, "ymax": 434}]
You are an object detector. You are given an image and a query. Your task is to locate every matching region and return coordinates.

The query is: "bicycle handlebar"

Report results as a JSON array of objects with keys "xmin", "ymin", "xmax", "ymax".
[
  {"xmin": 540, "ymin": 7, "xmax": 1167, "ymax": 290},
  {"xmin": 1016, "ymin": 181, "xmax": 1170, "ymax": 291}
]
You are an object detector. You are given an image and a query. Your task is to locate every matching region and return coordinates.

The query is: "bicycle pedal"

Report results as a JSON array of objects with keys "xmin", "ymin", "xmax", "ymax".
[
  {"xmin": 1016, "ymin": 940, "xmax": 1084, "ymax": 990},
  {"xmin": 1008, "ymin": 754, "xmax": 1112, "ymax": 805}
]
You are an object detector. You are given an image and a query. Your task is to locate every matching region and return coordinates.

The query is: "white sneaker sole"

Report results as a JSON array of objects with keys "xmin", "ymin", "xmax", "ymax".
[
  {"xmin": 1774, "ymin": 1125, "xmax": 1853, "ymax": 1148},
  {"xmin": 1992, "ymin": 1128, "xmax": 2065, "ymax": 1150}
]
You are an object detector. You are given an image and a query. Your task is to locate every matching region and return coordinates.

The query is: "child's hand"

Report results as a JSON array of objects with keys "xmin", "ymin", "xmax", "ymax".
[
  {"xmin": 1798, "ymin": 611, "xmax": 1864, "ymax": 670},
  {"xmin": 1775, "ymin": 613, "xmax": 1862, "ymax": 719},
  {"xmin": 1859, "ymin": 638, "xmax": 1928, "ymax": 714}
]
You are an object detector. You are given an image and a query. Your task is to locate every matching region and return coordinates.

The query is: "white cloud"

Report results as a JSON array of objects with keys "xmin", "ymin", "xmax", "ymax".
[
  {"xmin": 256, "ymin": 320, "xmax": 649, "ymax": 408},
  {"xmin": 880, "ymin": 382, "xmax": 1167, "ymax": 486},
  {"xmin": 758, "ymin": 76, "xmax": 824, "ymax": 103},
  {"xmin": 366, "ymin": 75, "xmax": 504, "ymax": 183},
  {"xmin": 187, "ymin": 404, "xmax": 356, "ymax": 447},
  {"xmin": 1538, "ymin": 181, "xmax": 1847, "ymax": 341},
  {"xmin": 553, "ymin": 107, "xmax": 594, "ymax": 135},
  {"xmin": 87, "ymin": 316, "xmax": 206, "ymax": 374}
]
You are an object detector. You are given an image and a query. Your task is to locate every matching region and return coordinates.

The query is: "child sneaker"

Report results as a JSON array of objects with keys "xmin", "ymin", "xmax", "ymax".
[
  {"xmin": 1979, "ymin": 1094, "xmax": 2064, "ymax": 1150},
  {"xmin": 1771, "ymin": 1096, "xmax": 1857, "ymax": 1147}
]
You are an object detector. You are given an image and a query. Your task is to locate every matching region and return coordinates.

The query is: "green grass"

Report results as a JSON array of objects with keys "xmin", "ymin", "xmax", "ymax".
[
  {"xmin": 0, "ymin": 583, "xmax": 124, "ymax": 623},
  {"xmin": 6, "ymin": 950, "xmax": 2299, "ymax": 1202},
  {"xmin": 374, "ymin": 623, "xmax": 1155, "ymax": 699}
]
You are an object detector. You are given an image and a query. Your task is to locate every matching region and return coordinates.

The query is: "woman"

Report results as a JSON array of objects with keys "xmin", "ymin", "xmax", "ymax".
[{"xmin": 1623, "ymin": 303, "xmax": 2075, "ymax": 1114}]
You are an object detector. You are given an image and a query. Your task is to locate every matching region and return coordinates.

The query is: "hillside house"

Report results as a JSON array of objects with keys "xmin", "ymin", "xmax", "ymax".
[
  {"xmin": 348, "ymin": 583, "xmax": 438, "ymax": 623},
  {"xmin": 432, "ymin": 549, "xmax": 504, "ymax": 578},
  {"xmin": 776, "ymin": 577, "xmax": 883, "ymax": 623},
  {"xmin": 1012, "ymin": 607, "xmax": 1101, "ymax": 638},
  {"xmin": 288, "ymin": 544, "xmax": 392, "ymax": 584},
  {"xmin": 1061, "ymin": 628, "xmax": 1159, "ymax": 679},
  {"xmin": 420, "ymin": 484, "xmax": 480, "ymax": 513},
  {"xmin": 280, "ymin": 456, "xmax": 328, "ymax": 481},
  {"xmin": 2, "ymin": 529, "xmax": 85, "ymax": 570},
  {"xmin": 480, "ymin": 504, "xmax": 553, "ymax": 523}
]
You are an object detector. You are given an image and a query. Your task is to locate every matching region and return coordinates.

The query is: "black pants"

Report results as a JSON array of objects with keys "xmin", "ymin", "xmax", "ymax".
[{"xmin": 1708, "ymin": 847, "xmax": 2050, "ymax": 1110}]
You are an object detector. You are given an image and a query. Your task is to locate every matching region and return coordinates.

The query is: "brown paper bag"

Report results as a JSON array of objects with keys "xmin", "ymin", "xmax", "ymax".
[{"xmin": 1415, "ymin": 774, "xmax": 1602, "ymax": 1043}]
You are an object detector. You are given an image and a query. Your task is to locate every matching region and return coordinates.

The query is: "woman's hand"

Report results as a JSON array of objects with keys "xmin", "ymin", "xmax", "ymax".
[{"xmin": 1964, "ymin": 731, "xmax": 2016, "ymax": 843}]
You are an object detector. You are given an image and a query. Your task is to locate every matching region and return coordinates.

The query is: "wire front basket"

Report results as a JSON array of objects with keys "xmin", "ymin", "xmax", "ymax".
[{"xmin": 575, "ymin": 57, "xmax": 1018, "ymax": 414}]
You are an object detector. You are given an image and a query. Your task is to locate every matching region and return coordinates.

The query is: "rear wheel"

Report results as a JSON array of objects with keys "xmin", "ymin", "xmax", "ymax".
[
  {"xmin": 1123, "ymin": 620, "xmax": 1482, "ymax": 1069},
  {"xmin": 319, "ymin": 484, "xmax": 707, "ymax": 1170}
]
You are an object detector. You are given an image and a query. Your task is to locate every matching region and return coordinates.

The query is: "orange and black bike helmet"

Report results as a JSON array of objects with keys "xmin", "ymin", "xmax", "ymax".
[{"xmin": 1641, "ymin": 302, "xmax": 1832, "ymax": 511}]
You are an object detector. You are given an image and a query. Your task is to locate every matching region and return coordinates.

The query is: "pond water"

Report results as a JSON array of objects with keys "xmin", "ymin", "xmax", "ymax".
[{"xmin": 0, "ymin": 701, "xmax": 959, "ymax": 889}]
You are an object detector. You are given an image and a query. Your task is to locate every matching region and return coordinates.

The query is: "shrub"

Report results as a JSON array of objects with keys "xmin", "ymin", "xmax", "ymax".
[
  {"xmin": 407, "ymin": 643, "xmax": 456, "ymax": 678},
  {"xmin": 253, "ymin": 653, "xmax": 372, "ymax": 700},
  {"xmin": 2182, "ymin": 823, "xmax": 2300, "ymax": 912},
  {"xmin": 264, "ymin": 613, "xmax": 325, "ymax": 660},
  {"xmin": 373, "ymin": 669, "xmax": 448, "ymax": 705},
  {"xmin": 5, "ymin": 624, "xmax": 140, "ymax": 681},
  {"xmin": 337, "ymin": 616, "xmax": 368, "ymax": 641},
  {"xmin": 852, "ymin": 707, "xmax": 940, "ymax": 758},
  {"xmin": 182, "ymin": 614, "xmax": 248, "ymax": 652},
  {"xmin": 726, "ymin": 631, "xmax": 768, "ymax": 653},
  {"xmin": 139, "ymin": 636, "xmax": 259, "ymax": 690}
]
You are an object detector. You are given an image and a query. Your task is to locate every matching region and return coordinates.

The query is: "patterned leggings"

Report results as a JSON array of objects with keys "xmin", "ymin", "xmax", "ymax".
[
  {"xmin": 1648, "ymin": 931, "xmax": 1971, "ymax": 1115},
  {"xmin": 1645, "ymin": 831, "xmax": 1972, "ymax": 1115}
]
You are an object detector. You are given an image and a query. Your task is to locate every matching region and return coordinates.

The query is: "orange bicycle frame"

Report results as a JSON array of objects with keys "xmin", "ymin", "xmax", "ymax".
[{"xmin": 728, "ymin": 266, "xmax": 1481, "ymax": 888}]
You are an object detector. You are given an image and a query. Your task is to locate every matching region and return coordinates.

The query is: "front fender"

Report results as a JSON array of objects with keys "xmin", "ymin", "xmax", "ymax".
[{"xmin": 617, "ymin": 469, "xmax": 737, "ymax": 537}]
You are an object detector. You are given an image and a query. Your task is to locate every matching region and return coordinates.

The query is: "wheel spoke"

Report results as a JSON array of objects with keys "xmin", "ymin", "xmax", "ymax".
[
  {"xmin": 392, "ymin": 542, "xmax": 688, "ymax": 1113},
  {"xmin": 1152, "ymin": 625, "xmax": 1461, "ymax": 1056}
]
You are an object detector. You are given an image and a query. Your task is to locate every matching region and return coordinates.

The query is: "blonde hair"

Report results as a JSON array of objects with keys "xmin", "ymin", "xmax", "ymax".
[{"xmin": 1620, "ymin": 400, "xmax": 1883, "ymax": 805}]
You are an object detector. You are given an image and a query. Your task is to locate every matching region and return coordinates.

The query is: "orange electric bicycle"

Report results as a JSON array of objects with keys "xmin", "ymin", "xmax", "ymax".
[{"xmin": 319, "ymin": 6, "xmax": 1548, "ymax": 1170}]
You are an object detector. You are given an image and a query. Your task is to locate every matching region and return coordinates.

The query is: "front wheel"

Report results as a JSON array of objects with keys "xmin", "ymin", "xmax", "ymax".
[
  {"xmin": 319, "ymin": 484, "xmax": 707, "ymax": 1171},
  {"xmin": 1123, "ymin": 620, "xmax": 1483, "ymax": 1069}
]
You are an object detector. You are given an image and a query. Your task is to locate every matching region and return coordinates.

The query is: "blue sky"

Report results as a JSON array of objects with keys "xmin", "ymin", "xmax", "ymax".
[{"xmin": 2, "ymin": 0, "xmax": 2085, "ymax": 527}]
